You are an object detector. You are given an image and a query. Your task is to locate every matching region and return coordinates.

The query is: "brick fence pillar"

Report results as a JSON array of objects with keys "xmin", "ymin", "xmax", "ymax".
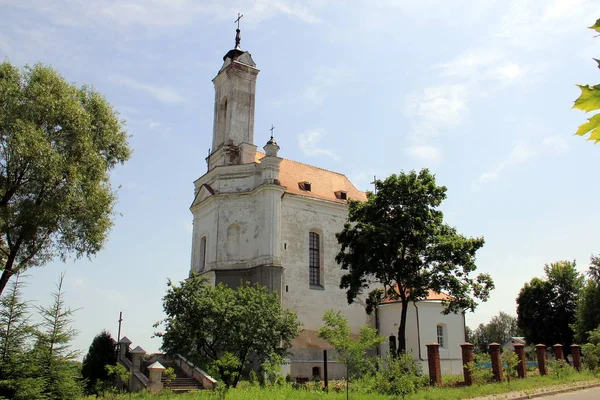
[
  {"xmin": 553, "ymin": 344, "xmax": 564, "ymax": 361},
  {"xmin": 460, "ymin": 343, "xmax": 474, "ymax": 386},
  {"xmin": 536, "ymin": 344, "xmax": 547, "ymax": 376},
  {"xmin": 426, "ymin": 343, "xmax": 442, "ymax": 386},
  {"xmin": 571, "ymin": 345, "xmax": 582, "ymax": 371},
  {"xmin": 489, "ymin": 343, "xmax": 503, "ymax": 382},
  {"xmin": 513, "ymin": 343, "xmax": 526, "ymax": 378}
]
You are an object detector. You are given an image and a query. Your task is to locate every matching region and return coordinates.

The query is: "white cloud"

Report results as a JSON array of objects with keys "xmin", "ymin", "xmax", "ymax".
[
  {"xmin": 543, "ymin": 135, "xmax": 571, "ymax": 154},
  {"xmin": 407, "ymin": 145, "xmax": 442, "ymax": 164},
  {"xmin": 113, "ymin": 76, "xmax": 186, "ymax": 104},
  {"xmin": 303, "ymin": 66, "xmax": 349, "ymax": 105},
  {"xmin": 297, "ymin": 129, "xmax": 340, "ymax": 160}
]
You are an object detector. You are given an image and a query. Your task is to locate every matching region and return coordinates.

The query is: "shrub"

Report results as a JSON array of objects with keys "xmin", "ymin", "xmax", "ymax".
[{"xmin": 371, "ymin": 352, "xmax": 427, "ymax": 398}]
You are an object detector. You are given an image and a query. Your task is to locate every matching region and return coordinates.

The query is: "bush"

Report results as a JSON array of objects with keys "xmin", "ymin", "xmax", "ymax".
[
  {"xmin": 370, "ymin": 353, "xmax": 427, "ymax": 398},
  {"xmin": 582, "ymin": 327, "xmax": 600, "ymax": 374},
  {"xmin": 467, "ymin": 353, "xmax": 494, "ymax": 384}
]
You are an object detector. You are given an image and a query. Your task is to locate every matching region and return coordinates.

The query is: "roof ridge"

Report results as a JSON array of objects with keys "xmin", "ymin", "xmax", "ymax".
[{"xmin": 256, "ymin": 151, "xmax": 362, "ymax": 182}]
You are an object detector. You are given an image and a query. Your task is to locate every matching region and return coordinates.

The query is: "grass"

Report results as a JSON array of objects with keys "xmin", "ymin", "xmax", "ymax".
[{"xmin": 80, "ymin": 371, "xmax": 600, "ymax": 400}]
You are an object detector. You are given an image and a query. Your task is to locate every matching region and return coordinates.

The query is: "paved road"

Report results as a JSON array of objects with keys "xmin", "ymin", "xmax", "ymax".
[{"xmin": 536, "ymin": 386, "xmax": 600, "ymax": 399}]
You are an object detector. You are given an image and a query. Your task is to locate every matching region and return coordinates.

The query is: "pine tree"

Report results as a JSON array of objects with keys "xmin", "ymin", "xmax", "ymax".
[
  {"xmin": 0, "ymin": 274, "xmax": 44, "ymax": 399},
  {"xmin": 34, "ymin": 272, "xmax": 82, "ymax": 400},
  {"xmin": 81, "ymin": 330, "xmax": 117, "ymax": 394}
]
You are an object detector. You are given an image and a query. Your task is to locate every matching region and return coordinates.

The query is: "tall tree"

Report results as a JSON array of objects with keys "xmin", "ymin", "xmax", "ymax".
[
  {"xmin": 0, "ymin": 61, "xmax": 131, "ymax": 295},
  {"xmin": 573, "ymin": 255, "xmax": 600, "ymax": 343},
  {"xmin": 336, "ymin": 170, "xmax": 494, "ymax": 354},
  {"xmin": 156, "ymin": 276, "xmax": 301, "ymax": 388},
  {"xmin": 34, "ymin": 272, "xmax": 82, "ymax": 400},
  {"xmin": 471, "ymin": 312, "xmax": 520, "ymax": 353},
  {"xmin": 516, "ymin": 261, "xmax": 583, "ymax": 351},
  {"xmin": 0, "ymin": 273, "xmax": 43, "ymax": 399},
  {"xmin": 81, "ymin": 330, "xmax": 117, "ymax": 395}
]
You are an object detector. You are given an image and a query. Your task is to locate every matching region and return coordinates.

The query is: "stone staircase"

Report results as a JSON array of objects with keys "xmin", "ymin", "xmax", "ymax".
[{"xmin": 162, "ymin": 364, "xmax": 203, "ymax": 393}]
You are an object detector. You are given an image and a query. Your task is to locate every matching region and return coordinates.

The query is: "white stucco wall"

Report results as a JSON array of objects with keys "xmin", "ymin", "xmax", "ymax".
[{"xmin": 378, "ymin": 301, "xmax": 465, "ymax": 376}]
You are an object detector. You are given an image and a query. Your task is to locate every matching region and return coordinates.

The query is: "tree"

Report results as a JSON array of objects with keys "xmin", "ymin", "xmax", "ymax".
[
  {"xmin": 516, "ymin": 261, "xmax": 583, "ymax": 352},
  {"xmin": 156, "ymin": 275, "xmax": 301, "ymax": 388},
  {"xmin": 81, "ymin": 330, "xmax": 117, "ymax": 395},
  {"xmin": 0, "ymin": 273, "xmax": 43, "ymax": 399},
  {"xmin": 34, "ymin": 272, "xmax": 82, "ymax": 399},
  {"xmin": 573, "ymin": 255, "xmax": 600, "ymax": 343},
  {"xmin": 574, "ymin": 19, "xmax": 600, "ymax": 142},
  {"xmin": 317, "ymin": 309, "xmax": 384, "ymax": 379},
  {"xmin": 335, "ymin": 170, "xmax": 494, "ymax": 354},
  {"xmin": 0, "ymin": 61, "xmax": 131, "ymax": 295},
  {"xmin": 471, "ymin": 312, "xmax": 520, "ymax": 353}
]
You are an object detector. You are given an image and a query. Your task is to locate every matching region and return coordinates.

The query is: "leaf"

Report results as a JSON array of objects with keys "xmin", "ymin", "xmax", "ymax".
[
  {"xmin": 575, "ymin": 113, "xmax": 600, "ymax": 143},
  {"xmin": 594, "ymin": 59, "xmax": 600, "ymax": 70},
  {"xmin": 573, "ymin": 84, "xmax": 600, "ymax": 112},
  {"xmin": 589, "ymin": 18, "xmax": 600, "ymax": 33}
]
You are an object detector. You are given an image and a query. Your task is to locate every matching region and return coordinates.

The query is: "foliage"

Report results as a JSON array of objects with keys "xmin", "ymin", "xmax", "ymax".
[
  {"xmin": 0, "ymin": 61, "xmax": 131, "ymax": 295},
  {"xmin": 471, "ymin": 312, "xmax": 520, "ymax": 353},
  {"xmin": 548, "ymin": 359, "xmax": 574, "ymax": 379},
  {"xmin": 573, "ymin": 19, "xmax": 600, "ymax": 142},
  {"xmin": 317, "ymin": 309, "xmax": 383, "ymax": 379},
  {"xmin": 162, "ymin": 367, "xmax": 176, "ymax": 386},
  {"xmin": 106, "ymin": 362, "xmax": 131, "ymax": 391},
  {"xmin": 573, "ymin": 255, "xmax": 600, "ymax": 343},
  {"xmin": 371, "ymin": 352, "xmax": 427, "ymax": 398},
  {"xmin": 261, "ymin": 353, "xmax": 285, "ymax": 386},
  {"xmin": 502, "ymin": 350, "xmax": 519, "ymax": 385},
  {"xmin": 336, "ymin": 170, "xmax": 493, "ymax": 354},
  {"xmin": 34, "ymin": 272, "xmax": 83, "ymax": 399},
  {"xmin": 582, "ymin": 326, "xmax": 600, "ymax": 374},
  {"xmin": 516, "ymin": 261, "xmax": 583, "ymax": 352},
  {"xmin": 156, "ymin": 275, "xmax": 301, "ymax": 388},
  {"xmin": 81, "ymin": 330, "xmax": 117, "ymax": 394},
  {"xmin": 0, "ymin": 273, "xmax": 43, "ymax": 399},
  {"xmin": 466, "ymin": 353, "xmax": 494, "ymax": 385}
]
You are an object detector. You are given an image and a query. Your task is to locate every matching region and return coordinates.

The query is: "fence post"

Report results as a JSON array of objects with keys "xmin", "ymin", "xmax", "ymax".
[
  {"xmin": 553, "ymin": 344, "xmax": 564, "ymax": 361},
  {"xmin": 489, "ymin": 343, "xmax": 503, "ymax": 382},
  {"xmin": 513, "ymin": 343, "xmax": 526, "ymax": 378},
  {"xmin": 426, "ymin": 343, "xmax": 442, "ymax": 386},
  {"xmin": 571, "ymin": 345, "xmax": 582, "ymax": 371},
  {"xmin": 536, "ymin": 344, "xmax": 547, "ymax": 376},
  {"xmin": 460, "ymin": 343, "xmax": 474, "ymax": 386}
]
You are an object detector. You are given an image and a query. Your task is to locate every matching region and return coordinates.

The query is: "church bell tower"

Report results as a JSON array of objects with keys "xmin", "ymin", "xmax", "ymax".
[{"xmin": 207, "ymin": 22, "xmax": 260, "ymax": 170}]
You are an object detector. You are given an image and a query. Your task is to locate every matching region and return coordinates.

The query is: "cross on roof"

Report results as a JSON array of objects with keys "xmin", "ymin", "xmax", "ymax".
[
  {"xmin": 270, "ymin": 124, "xmax": 275, "ymax": 139},
  {"xmin": 235, "ymin": 13, "xmax": 243, "ymax": 30}
]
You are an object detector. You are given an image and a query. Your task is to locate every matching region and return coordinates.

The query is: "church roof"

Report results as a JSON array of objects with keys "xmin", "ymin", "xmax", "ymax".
[
  {"xmin": 382, "ymin": 289, "xmax": 453, "ymax": 304},
  {"xmin": 255, "ymin": 152, "xmax": 367, "ymax": 204}
]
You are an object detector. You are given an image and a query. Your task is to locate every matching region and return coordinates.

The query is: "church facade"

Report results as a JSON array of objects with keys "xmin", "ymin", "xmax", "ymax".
[{"xmin": 189, "ymin": 29, "xmax": 465, "ymax": 379}]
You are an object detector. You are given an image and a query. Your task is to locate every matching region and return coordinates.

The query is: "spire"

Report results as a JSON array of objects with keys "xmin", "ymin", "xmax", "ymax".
[
  {"xmin": 234, "ymin": 13, "xmax": 243, "ymax": 50},
  {"xmin": 264, "ymin": 125, "xmax": 280, "ymax": 157}
]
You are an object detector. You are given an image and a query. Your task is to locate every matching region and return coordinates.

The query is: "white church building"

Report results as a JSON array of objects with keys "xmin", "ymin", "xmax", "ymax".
[{"xmin": 189, "ymin": 27, "xmax": 465, "ymax": 379}]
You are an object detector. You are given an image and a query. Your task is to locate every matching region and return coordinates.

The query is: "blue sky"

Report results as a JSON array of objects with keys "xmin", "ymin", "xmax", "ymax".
[{"xmin": 2, "ymin": 0, "xmax": 600, "ymax": 356}]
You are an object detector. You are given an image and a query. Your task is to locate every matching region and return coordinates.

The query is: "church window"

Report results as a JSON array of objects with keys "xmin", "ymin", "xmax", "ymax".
[
  {"xmin": 299, "ymin": 181, "xmax": 312, "ymax": 191},
  {"xmin": 215, "ymin": 97, "xmax": 228, "ymax": 148},
  {"xmin": 199, "ymin": 236, "xmax": 207, "ymax": 272},
  {"xmin": 437, "ymin": 324, "xmax": 445, "ymax": 348},
  {"xmin": 309, "ymin": 232, "xmax": 321, "ymax": 286}
]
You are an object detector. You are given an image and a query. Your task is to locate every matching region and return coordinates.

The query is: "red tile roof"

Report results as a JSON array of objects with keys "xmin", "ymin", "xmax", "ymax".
[{"xmin": 256, "ymin": 152, "xmax": 367, "ymax": 204}]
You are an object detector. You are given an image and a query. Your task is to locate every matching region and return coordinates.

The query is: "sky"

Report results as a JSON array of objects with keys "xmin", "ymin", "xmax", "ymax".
[{"xmin": 2, "ymin": 0, "xmax": 600, "ymax": 357}]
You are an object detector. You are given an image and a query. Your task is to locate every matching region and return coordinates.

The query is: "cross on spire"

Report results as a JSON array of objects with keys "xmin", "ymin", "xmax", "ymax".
[
  {"xmin": 270, "ymin": 124, "xmax": 275, "ymax": 140},
  {"xmin": 234, "ymin": 13, "xmax": 243, "ymax": 49}
]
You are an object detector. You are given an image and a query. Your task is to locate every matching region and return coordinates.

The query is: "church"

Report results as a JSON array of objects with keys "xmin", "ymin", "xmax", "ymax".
[{"xmin": 189, "ymin": 25, "xmax": 465, "ymax": 379}]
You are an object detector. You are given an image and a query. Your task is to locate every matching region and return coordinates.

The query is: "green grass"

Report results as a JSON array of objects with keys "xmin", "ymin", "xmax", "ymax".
[{"xmin": 80, "ymin": 371, "xmax": 600, "ymax": 400}]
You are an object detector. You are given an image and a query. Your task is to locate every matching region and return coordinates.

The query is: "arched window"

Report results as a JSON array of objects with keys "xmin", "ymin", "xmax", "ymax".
[
  {"xmin": 215, "ymin": 97, "xmax": 228, "ymax": 148},
  {"xmin": 389, "ymin": 335, "xmax": 397, "ymax": 355},
  {"xmin": 198, "ymin": 236, "xmax": 207, "ymax": 273},
  {"xmin": 437, "ymin": 324, "xmax": 445, "ymax": 348},
  {"xmin": 309, "ymin": 232, "xmax": 320, "ymax": 286}
]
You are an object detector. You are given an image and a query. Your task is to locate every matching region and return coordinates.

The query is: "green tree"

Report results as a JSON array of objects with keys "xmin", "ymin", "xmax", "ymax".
[
  {"xmin": 156, "ymin": 275, "xmax": 301, "ymax": 388},
  {"xmin": 573, "ymin": 255, "xmax": 600, "ymax": 343},
  {"xmin": 34, "ymin": 272, "xmax": 82, "ymax": 399},
  {"xmin": 574, "ymin": 19, "xmax": 600, "ymax": 142},
  {"xmin": 335, "ymin": 170, "xmax": 494, "ymax": 354},
  {"xmin": 516, "ymin": 261, "xmax": 583, "ymax": 352},
  {"xmin": 471, "ymin": 312, "xmax": 520, "ymax": 353},
  {"xmin": 0, "ymin": 273, "xmax": 43, "ymax": 399},
  {"xmin": 0, "ymin": 61, "xmax": 131, "ymax": 295},
  {"xmin": 81, "ymin": 330, "xmax": 117, "ymax": 395},
  {"xmin": 317, "ymin": 309, "xmax": 384, "ymax": 380}
]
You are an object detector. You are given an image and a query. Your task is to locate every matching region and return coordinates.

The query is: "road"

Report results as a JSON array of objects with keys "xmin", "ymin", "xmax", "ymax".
[{"xmin": 536, "ymin": 386, "xmax": 600, "ymax": 399}]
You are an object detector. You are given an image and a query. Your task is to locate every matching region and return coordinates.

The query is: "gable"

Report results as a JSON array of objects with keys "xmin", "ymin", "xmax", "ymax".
[{"xmin": 191, "ymin": 184, "xmax": 215, "ymax": 207}]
